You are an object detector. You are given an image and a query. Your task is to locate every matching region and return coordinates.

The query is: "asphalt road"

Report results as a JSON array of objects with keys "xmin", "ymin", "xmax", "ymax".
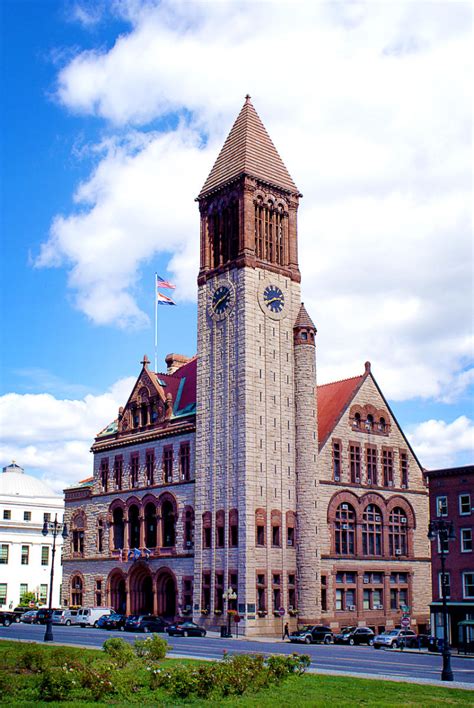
[{"xmin": 1, "ymin": 622, "xmax": 474, "ymax": 686}]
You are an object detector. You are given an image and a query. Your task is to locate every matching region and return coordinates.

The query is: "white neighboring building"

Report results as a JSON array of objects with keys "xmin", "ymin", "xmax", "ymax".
[{"xmin": 0, "ymin": 463, "xmax": 64, "ymax": 610}]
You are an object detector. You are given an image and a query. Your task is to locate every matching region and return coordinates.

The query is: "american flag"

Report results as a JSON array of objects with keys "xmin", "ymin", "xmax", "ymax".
[{"xmin": 156, "ymin": 275, "xmax": 176, "ymax": 290}]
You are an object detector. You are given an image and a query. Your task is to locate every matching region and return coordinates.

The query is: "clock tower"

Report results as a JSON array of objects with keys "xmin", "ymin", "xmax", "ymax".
[{"xmin": 194, "ymin": 97, "xmax": 319, "ymax": 634}]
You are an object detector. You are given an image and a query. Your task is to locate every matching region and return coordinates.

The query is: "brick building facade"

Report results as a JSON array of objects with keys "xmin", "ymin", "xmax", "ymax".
[{"xmin": 63, "ymin": 97, "xmax": 431, "ymax": 635}]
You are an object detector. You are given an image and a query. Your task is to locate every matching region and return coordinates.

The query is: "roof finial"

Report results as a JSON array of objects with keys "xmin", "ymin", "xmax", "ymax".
[
  {"xmin": 141, "ymin": 354, "xmax": 150, "ymax": 369},
  {"xmin": 365, "ymin": 361, "xmax": 371, "ymax": 374},
  {"xmin": 245, "ymin": 94, "xmax": 251, "ymax": 104}
]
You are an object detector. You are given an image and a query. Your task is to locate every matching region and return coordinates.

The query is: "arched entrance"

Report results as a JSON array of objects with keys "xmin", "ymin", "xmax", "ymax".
[
  {"xmin": 128, "ymin": 564, "xmax": 153, "ymax": 615},
  {"xmin": 108, "ymin": 571, "xmax": 126, "ymax": 614},
  {"xmin": 156, "ymin": 568, "xmax": 177, "ymax": 619}
]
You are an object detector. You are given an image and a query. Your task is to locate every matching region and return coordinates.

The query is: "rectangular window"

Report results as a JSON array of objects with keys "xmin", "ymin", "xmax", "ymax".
[
  {"xmin": 272, "ymin": 574, "xmax": 281, "ymax": 611},
  {"xmin": 335, "ymin": 588, "xmax": 343, "ymax": 610},
  {"xmin": 439, "ymin": 572, "xmax": 451, "ymax": 598},
  {"xmin": 21, "ymin": 545, "xmax": 29, "ymax": 565},
  {"xmin": 333, "ymin": 441, "xmax": 341, "ymax": 481},
  {"xmin": 459, "ymin": 494, "xmax": 471, "ymax": 516},
  {"xmin": 130, "ymin": 453, "xmax": 139, "ymax": 487},
  {"xmin": 345, "ymin": 589, "xmax": 356, "ymax": 608},
  {"xmin": 461, "ymin": 529, "xmax": 473, "ymax": 553},
  {"xmin": 179, "ymin": 442, "xmax": 191, "ymax": 481},
  {"xmin": 3, "ymin": 510, "xmax": 11, "ymax": 520},
  {"xmin": 437, "ymin": 496, "xmax": 448, "ymax": 517},
  {"xmin": 382, "ymin": 449, "xmax": 393, "ymax": 486},
  {"xmin": 256, "ymin": 525, "xmax": 265, "ymax": 546},
  {"xmin": 23, "ymin": 511, "xmax": 31, "ymax": 521},
  {"xmin": 463, "ymin": 572, "xmax": 474, "ymax": 599},
  {"xmin": 272, "ymin": 525, "xmax": 281, "ymax": 547},
  {"xmin": 41, "ymin": 546, "xmax": 49, "ymax": 566},
  {"xmin": 0, "ymin": 545, "xmax": 9, "ymax": 565},
  {"xmin": 350, "ymin": 444, "xmax": 361, "ymax": 483},
  {"xmin": 39, "ymin": 584, "xmax": 48, "ymax": 604},
  {"xmin": 100, "ymin": 458, "xmax": 109, "ymax": 492},
  {"xmin": 437, "ymin": 534, "xmax": 450, "ymax": 555},
  {"xmin": 43, "ymin": 513, "xmax": 51, "ymax": 523},
  {"xmin": 203, "ymin": 527, "xmax": 211, "ymax": 549},
  {"xmin": 321, "ymin": 575, "xmax": 327, "ymax": 612},
  {"xmin": 0, "ymin": 584, "xmax": 6, "ymax": 605},
  {"xmin": 145, "ymin": 450, "xmax": 155, "ymax": 485},
  {"xmin": 215, "ymin": 573, "xmax": 224, "ymax": 612},
  {"xmin": 19, "ymin": 583, "xmax": 28, "ymax": 602},
  {"xmin": 366, "ymin": 446, "xmax": 377, "ymax": 485},
  {"xmin": 256, "ymin": 573, "xmax": 266, "ymax": 612},
  {"xmin": 363, "ymin": 589, "xmax": 371, "ymax": 610},
  {"xmin": 400, "ymin": 452, "xmax": 408, "ymax": 488},
  {"xmin": 163, "ymin": 446, "xmax": 173, "ymax": 484},
  {"xmin": 373, "ymin": 589, "xmax": 383, "ymax": 608},
  {"xmin": 113, "ymin": 455, "xmax": 123, "ymax": 489},
  {"xmin": 202, "ymin": 572, "xmax": 211, "ymax": 611}
]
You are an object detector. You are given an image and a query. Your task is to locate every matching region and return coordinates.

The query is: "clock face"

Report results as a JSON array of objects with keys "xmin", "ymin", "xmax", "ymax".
[
  {"xmin": 263, "ymin": 284, "xmax": 285, "ymax": 313},
  {"xmin": 212, "ymin": 285, "xmax": 231, "ymax": 315}
]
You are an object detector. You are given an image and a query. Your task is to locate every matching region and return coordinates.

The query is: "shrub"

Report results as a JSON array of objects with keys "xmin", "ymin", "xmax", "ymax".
[
  {"xmin": 80, "ymin": 661, "xmax": 116, "ymax": 701},
  {"xmin": 18, "ymin": 646, "xmax": 46, "ymax": 672},
  {"xmin": 38, "ymin": 667, "xmax": 77, "ymax": 701},
  {"xmin": 102, "ymin": 636, "xmax": 134, "ymax": 667},
  {"xmin": 133, "ymin": 634, "xmax": 169, "ymax": 661}
]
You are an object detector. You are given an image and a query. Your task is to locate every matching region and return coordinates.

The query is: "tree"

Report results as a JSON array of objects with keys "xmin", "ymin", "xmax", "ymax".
[{"xmin": 19, "ymin": 591, "xmax": 37, "ymax": 606}]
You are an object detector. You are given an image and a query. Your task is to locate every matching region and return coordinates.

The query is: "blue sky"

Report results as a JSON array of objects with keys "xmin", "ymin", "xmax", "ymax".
[{"xmin": 1, "ymin": 1, "xmax": 472, "ymax": 491}]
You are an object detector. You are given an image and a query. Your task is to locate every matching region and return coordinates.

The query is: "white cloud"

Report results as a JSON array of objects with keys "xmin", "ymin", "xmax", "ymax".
[
  {"xmin": 407, "ymin": 415, "xmax": 474, "ymax": 469},
  {"xmin": 0, "ymin": 377, "xmax": 135, "ymax": 492},
  {"xmin": 35, "ymin": 0, "xmax": 472, "ymax": 401}
]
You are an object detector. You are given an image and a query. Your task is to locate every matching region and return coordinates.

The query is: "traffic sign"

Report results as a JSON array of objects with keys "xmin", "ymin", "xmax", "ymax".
[
  {"xmin": 401, "ymin": 616, "xmax": 410, "ymax": 628},
  {"xmin": 234, "ymin": 614, "xmax": 241, "ymax": 623},
  {"xmin": 278, "ymin": 607, "xmax": 285, "ymax": 617}
]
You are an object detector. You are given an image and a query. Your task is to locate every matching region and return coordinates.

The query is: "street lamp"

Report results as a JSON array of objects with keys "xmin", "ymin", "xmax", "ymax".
[
  {"xmin": 42, "ymin": 513, "xmax": 68, "ymax": 642},
  {"xmin": 222, "ymin": 586, "xmax": 237, "ymax": 638},
  {"xmin": 427, "ymin": 519, "xmax": 455, "ymax": 681}
]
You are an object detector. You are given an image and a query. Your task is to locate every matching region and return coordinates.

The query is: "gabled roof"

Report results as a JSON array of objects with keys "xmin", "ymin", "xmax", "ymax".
[
  {"xmin": 199, "ymin": 96, "xmax": 299, "ymax": 197},
  {"xmin": 317, "ymin": 375, "xmax": 365, "ymax": 447}
]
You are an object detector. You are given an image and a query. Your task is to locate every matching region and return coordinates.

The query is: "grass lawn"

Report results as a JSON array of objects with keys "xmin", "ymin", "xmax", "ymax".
[{"xmin": 0, "ymin": 639, "xmax": 472, "ymax": 706}]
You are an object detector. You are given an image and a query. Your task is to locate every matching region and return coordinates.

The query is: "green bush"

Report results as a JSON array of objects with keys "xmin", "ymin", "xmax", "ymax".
[
  {"xmin": 80, "ymin": 661, "xmax": 117, "ymax": 700},
  {"xmin": 38, "ymin": 667, "xmax": 77, "ymax": 702},
  {"xmin": 133, "ymin": 634, "xmax": 169, "ymax": 661},
  {"xmin": 18, "ymin": 646, "xmax": 47, "ymax": 672},
  {"xmin": 102, "ymin": 636, "xmax": 134, "ymax": 667}
]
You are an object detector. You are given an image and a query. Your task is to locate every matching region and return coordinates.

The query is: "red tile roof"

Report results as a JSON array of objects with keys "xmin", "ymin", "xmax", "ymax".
[
  {"xmin": 317, "ymin": 375, "xmax": 365, "ymax": 446},
  {"xmin": 199, "ymin": 96, "xmax": 299, "ymax": 197}
]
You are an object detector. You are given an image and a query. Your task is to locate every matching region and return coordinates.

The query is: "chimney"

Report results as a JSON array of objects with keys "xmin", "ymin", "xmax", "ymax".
[{"xmin": 165, "ymin": 353, "xmax": 191, "ymax": 374}]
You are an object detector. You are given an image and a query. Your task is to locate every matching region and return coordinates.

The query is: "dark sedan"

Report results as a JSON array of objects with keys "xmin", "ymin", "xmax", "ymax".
[
  {"xmin": 34, "ymin": 608, "xmax": 55, "ymax": 625},
  {"xmin": 0, "ymin": 612, "xmax": 15, "ymax": 626},
  {"xmin": 124, "ymin": 615, "xmax": 169, "ymax": 633},
  {"xmin": 166, "ymin": 621, "xmax": 207, "ymax": 637},
  {"xmin": 335, "ymin": 627, "xmax": 375, "ymax": 646},
  {"xmin": 289, "ymin": 625, "xmax": 333, "ymax": 644},
  {"xmin": 101, "ymin": 613, "xmax": 127, "ymax": 631},
  {"xmin": 20, "ymin": 610, "xmax": 39, "ymax": 624}
]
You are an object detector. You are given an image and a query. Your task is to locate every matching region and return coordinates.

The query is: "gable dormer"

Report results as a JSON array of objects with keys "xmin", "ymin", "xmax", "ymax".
[{"xmin": 117, "ymin": 355, "xmax": 172, "ymax": 435}]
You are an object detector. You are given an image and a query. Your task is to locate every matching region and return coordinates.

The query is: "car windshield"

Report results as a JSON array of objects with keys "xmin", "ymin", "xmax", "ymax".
[
  {"xmin": 388, "ymin": 630, "xmax": 399, "ymax": 636},
  {"xmin": 301, "ymin": 626, "xmax": 313, "ymax": 632},
  {"xmin": 109, "ymin": 614, "xmax": 121, "ymax": 619}
]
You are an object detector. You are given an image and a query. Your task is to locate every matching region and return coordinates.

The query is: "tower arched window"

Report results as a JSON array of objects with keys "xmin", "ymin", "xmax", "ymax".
[
  {"xmin": 161, "ymin": 500, "xmax": 175, "ymax": 547},
  {"xmin": 362, "ymin": 504, "xmax": 383, "ymax": 556},
  {"xmin": 129, "ymin": 504, "xmax": 140, "ymax": 548},
  {"xmin": 335, "ymin": 503, "xmax": 356, "ymax": 555},
  {"xmin": 112, "ymin": 507, "xmax": 124, "ymax": 549},
  {"xmin": 144, "ymin": 502, "xmax": 157, "ymax": 548},
  {"xmin": 71, "ymin": 575, "xmax": 83, "ymax": 607},
  {"xmin": 71, "ymin": 513, "xmax": 85, "ymax": 557},
  {"xmin": 255, "ymin": 508, "xmax": 266, "ymax": 546},
  {"xmin": 202, "ymin": 511, "xmax": 212, "ymax": 548},
  {"xmin": 254, "ymin": 197, "xmax": 287, "ymax": 265},
  {"xmin": 389, "ymin": 507, "xmax": 408, "ymax": 556},
  {"xmin": 216, "ymin": 510, "xmax": 225, "ymax": 548}
]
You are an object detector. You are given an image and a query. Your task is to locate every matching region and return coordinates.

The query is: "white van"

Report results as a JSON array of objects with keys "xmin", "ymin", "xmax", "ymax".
[{"xmin": 72, "ymin": 607, "xmax": 114, "ymax": 628}]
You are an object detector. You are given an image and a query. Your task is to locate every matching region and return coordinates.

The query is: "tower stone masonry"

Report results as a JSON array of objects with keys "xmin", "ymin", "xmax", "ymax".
[{"xmin": 62, "ymin": 97, "xmax": 431, "ymax": 636}]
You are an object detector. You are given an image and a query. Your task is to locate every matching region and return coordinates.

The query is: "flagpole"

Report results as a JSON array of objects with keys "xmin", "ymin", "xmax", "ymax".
[{"xmin": 154, "ymin": 272, "xmax": 158, "ymax": 372}]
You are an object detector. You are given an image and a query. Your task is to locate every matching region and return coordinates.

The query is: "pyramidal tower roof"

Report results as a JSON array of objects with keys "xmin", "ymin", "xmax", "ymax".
[{"xmin": 199, "ymin": 96, "xmax": 299, "ymax": 197}]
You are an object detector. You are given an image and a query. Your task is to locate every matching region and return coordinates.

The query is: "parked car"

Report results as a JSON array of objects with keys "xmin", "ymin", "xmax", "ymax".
[
  {"xmin": 289, "ymin": 625, "xmax": 333, "ymax": 645},
  {"xmin": 0, "ymin": 611, "xmax": 15, "ymax": 626},
  {"xmin": 101, "ymin": 613, "xmax": 127, "ymax": 631},
  {"xmin": 404, "ymin": 633, "xmax": 431, "ymax": 649},
  {"xmin": 166, "ymin": 621, "xmax": 207, "ymax": 637},
  {"xmin": 35, "ymin": 608, "xmax": 56, "ymax": 625},
  {"xmin": 335, "ymin": 627, "xmax": 375, "ymax": 646},
  {"xmin": 20, "ymin": 610, "xmax": 39, "ymax": 624},
  {"xmin": 373, "ymin": 629, "xmax": 417, "ymax": 649},
  {"xmin": 52, "ymin": 609, "xmax": 79, "ymax": 626},
  {"xmin": 12, "ymin": 607, "xmax": 32, "ymax": 622},
  {"xmin": 124, "ymin": 615, "xmax": 169, "ymax": 633},
  {"xmin": 72, "ymin": 607, "xmax": 114, "ymax": 628}
]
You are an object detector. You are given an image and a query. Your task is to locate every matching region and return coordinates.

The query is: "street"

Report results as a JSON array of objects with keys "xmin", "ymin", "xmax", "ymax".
[{"xmin": 1, "ymin": 622, "xmax": 473, "ymax": 686}]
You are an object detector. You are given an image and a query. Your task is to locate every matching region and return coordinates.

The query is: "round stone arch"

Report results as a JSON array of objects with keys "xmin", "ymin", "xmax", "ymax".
[
  {"xmin": 327, "ymin": 490, "xmax": 360, "ymax": 524},
  {"xmin": 386, "ymin": 495, "xmax": 416, "ymax": 528},
  {"xmin": 107, "ymin": 569, "xmax": 127, "ymax": 614},
  {"xmin": 358, "ymin": 492, "xmax": 387, "ymax": 524},
  {"xmin": 155, "ymin": 566, "xmax": 177, "ymax": 619},
  {"xmin": 127, "ymin": 561, "xmax": 153, "ymax": 615}
]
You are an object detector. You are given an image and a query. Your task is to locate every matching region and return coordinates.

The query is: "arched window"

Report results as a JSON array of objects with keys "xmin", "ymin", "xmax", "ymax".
[
  {"xmin": 216, "ymin": 510, "xmax": 225, "ymax": 548},
  {"xmin": 366, "ymin": 414, "xmax": 374, "ymax": 431},
  {"xmin": 389, "ymin": 507, "xmax": 408, "ymax": 556},
  {"xmin": 353, "ymin": 412, "xmax": 361, "ymax": 429},
  {"xmin": 144, "ymin": 502, "xmax": 157, "ymax": 548},
  {"xmin": 229, "ymin": 509, "xmax": 238, "ymax": 547},
  {"xmin": 71, "ymin": 513, "xmax": 85, "ymax": 557},
  {"xmin": 286, "ymin": 511, "xmax": 296, "ymax": 547},
  {"xmin": 362, "ymin": 504, "xmax": 383, "ymax": 556},
  {"xmin": 271, "ymin": 510, "xmax": 282, "ymax": 547},
  {"xmin": 129, "ymin": 504, "xmax": 140, "ymax": 548},
  {"xmin": 71, "ymin": 575, "xmax": 83, "ymax": 606},
  {"xmin": 161, "ymin": 500, "xmax": 175, "ymax": 547},
  {"xmin": 379, "ymin": 417, "xmax": 386, "ymax": 432},
  {"xmin": 112, "ymin": 507, "xmax": 124, "ymax": 549},
  {"xmin": 254, "ymin": 196, "xmax": 287, "ymax": 265},
  {"xmin": 202, "ymin": 511, "xmax": 212, "ymax": 548},
  {"xmin": 335, "ymin": 503, "xmax": 356, "ymax": 555}
]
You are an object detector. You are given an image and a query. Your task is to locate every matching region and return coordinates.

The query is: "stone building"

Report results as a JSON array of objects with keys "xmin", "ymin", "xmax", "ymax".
[{"xmin": 63, "ymin": 97, "xmax": 431, "ymax": 635}]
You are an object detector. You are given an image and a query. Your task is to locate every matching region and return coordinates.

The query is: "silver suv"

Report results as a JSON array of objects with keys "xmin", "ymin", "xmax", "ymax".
[{"xmin": 373, "ymin": 628, "xmax": 416, "ymax": 649}]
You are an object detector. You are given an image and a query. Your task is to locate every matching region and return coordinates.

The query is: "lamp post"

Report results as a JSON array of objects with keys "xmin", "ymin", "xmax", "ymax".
[
  {"xmin": 42, "ymin": 513, "xmax": 68, "ymax": 642},
  {"xmin": 222, "ymin": 586, "xmax": 237, "ymax": 638},
  {"xmin": 428, "ymin": 519, "xmax": 455, "ymax": 681}
]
